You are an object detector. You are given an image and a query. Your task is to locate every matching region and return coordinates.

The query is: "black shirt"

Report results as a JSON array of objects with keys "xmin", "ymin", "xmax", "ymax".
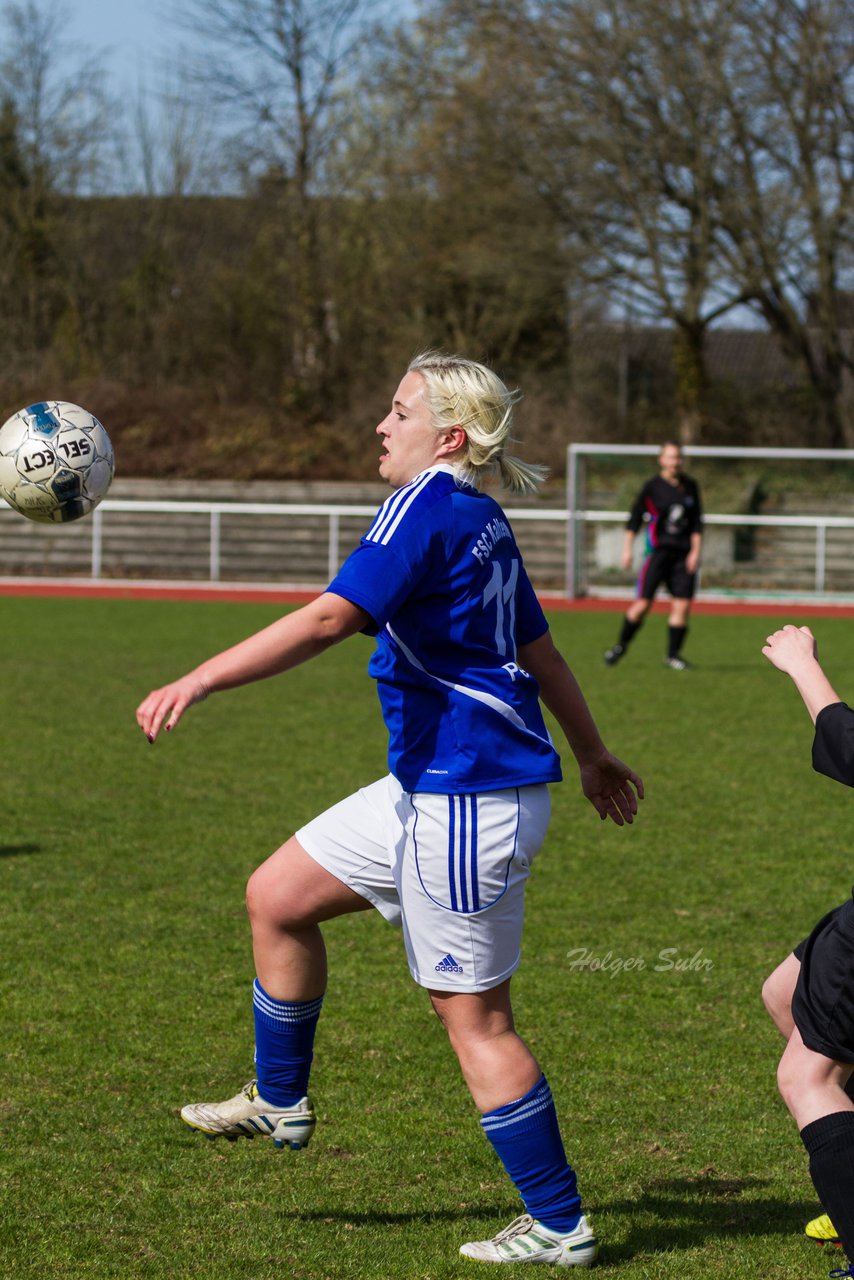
[
  {"xmin": 813, "ymin": 702, "xmax": 854, "ymax": 788},
  {"xmin": 627, "ymin": 474, "xmax": 703, "ymax": 553}
]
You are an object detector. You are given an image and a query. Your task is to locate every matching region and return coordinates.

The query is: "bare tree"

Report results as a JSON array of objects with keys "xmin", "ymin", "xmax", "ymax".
[
  {"xmin": 486, "ymin": 0, "xmax": 757, "ymax": 442},
  {"xmin": 464, "ymin": 0, "xmax": 854, "ymax": 444},
  {"xmin": 712, "ymin": 0, "xmax": 854, "ymax": 445},
  {"xmin": 351, "ymin": 1, "xmax": 586, "ymax": 378},
  {"xmin": 0, "ymin": 0, "xmax": 112, "ymax": 356},
  {"xmin": 0, "ymin": 0, "xmax": 111, "ymax": 194},
  {"xmin": 170, "ymin": 0, "xmax": 388, "ymax": 401}
]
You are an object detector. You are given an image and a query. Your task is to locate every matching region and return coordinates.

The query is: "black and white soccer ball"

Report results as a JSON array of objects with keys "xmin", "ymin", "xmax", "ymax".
[{"xmin": 0, "ymin": 401, "xmax": 114, "ymax": 523}]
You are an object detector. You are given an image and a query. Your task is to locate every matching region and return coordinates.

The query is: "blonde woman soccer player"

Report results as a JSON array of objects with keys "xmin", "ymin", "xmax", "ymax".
[{"xmin": 138, "ymin": 353, "xmax": 643, "ymax": 1267}]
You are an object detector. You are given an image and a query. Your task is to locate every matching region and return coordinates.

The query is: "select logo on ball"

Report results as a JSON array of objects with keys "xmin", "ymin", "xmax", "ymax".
[{"xmin": 0, "ymin": 401, "xmax": 114, "ymax": 524}]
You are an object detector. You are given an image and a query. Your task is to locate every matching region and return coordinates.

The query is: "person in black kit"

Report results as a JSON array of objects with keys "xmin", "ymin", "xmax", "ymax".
[
  {"xmin": 604, "ymin": 442, "xmax": 703, "ymax": 670},
  {"xmin": 761, "ymin": 623, "xmax": 854, "ymax": 1270}
]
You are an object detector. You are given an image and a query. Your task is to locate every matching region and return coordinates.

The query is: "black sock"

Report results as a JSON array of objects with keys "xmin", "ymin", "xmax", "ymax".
[
  {"xmin": 801, "ymin": 1111, "xmax": 854, "ymax": 1260},
  {"xmin": 668, "ymin": 625, "xmax": 687, "ymax": 658},
  {"xmin": 618, "ymin": 617, "xmax": 642, "ymax": 647}
]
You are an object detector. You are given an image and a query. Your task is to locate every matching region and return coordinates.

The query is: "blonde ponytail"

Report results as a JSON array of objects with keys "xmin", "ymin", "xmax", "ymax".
[{"xmin": 407, "ymin": 351, "xmax": 548, "ymax": 495}]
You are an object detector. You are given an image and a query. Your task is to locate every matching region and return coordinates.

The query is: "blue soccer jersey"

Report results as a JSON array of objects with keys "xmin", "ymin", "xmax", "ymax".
[{"xmin": 327, "ymin": 465, "xmax": 563, "ymax": 794}]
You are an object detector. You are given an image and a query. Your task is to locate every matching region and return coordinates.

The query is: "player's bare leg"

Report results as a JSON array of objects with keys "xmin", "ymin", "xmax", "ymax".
[
  {"xmin": 762, "ymin": 952, "xmax": 801, "ymax": 1040},
  {"xmin": 180, "ymin": 837, "xmax": 370, "ymax": 1149},
  {"xmin": 763, "ymin": 954, "xmax": 851, "ymax": 1247},
  {"xmin": 433, "ymin": 981, "xmax": 598, "ymax": 1267},
  {"xmin": 429, "ymin": 980, "xmax": 539, "ymax": 1112},
  {"xmin": 247, "ymin": 835, "xmax": 372, "ymax": 1000},
  {"xmin": 627, "ymin": 597, "xmax": 651, "ymax": 625},
  {"xmin": 776, "ymin": 1029, "xmax": 854, "ymax": 1131},
  {"xmin": 776, "ymin": 1028, "xmax": 854, "ymax": 1259}
]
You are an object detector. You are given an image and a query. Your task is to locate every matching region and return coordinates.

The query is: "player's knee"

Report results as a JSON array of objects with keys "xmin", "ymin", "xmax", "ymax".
[
  {"xmin": 775, "ymin": 1046, "xmax": 816, "ymax": 1111},
  {"xmin": 776, "ymin": 1044, "xmax": 829, "ymax": 1113},
  {"xmin": 245, "ymin": 866, "xmax": 269, "ymax": 923},
  {"xmin": 429, "ymin": 991, "xmax": 462, "ymax": 1039},
  {"xmin": 775, "ymin": 1052, "xmax": 797, "ymax": 1107},
  {"xmin": 246, "ymin": 864, "xmax": 293, "ymax": 928}
]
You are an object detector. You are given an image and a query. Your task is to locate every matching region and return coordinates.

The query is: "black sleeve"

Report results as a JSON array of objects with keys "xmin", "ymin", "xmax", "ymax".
[
  {"xmin": 626, "ymin": 481, "xmax": 649, "ymax": 533},
  {"xmin": 812, "ymin": 702, "xmax": 854, "ymax": 787}
]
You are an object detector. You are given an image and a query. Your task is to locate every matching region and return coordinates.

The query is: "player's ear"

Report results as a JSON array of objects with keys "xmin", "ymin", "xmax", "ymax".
[{"xmin": 438, "ymin": 425, "xmax": 466, "ymax": 458}]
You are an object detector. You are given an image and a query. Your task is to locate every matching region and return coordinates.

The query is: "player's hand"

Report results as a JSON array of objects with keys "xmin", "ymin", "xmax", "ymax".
[
  {"xmin": 761, "ymin": 624, "xmax": 817, "ymax": 675},
  {"xmin": 136, "ymin": 675, "xmax": 210, "ymax": 742},
  {"xmin": 579, "ymin": 752, "xmax": 644, "ymax": 826},
  {"xmin": 686, "ymin": 552, "xmax": 700, "ymax": 574}
]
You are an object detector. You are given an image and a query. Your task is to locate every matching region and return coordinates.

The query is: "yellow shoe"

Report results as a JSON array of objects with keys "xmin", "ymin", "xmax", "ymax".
[{"xmin": 805, "ymin": 1213, "xmax": 841, "ymax": 1245}]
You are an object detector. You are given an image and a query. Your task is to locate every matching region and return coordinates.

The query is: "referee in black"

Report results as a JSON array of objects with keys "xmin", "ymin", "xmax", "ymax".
[{"xmin": 604, "ymin": 442, "xmax": 703, "ymax": 670}]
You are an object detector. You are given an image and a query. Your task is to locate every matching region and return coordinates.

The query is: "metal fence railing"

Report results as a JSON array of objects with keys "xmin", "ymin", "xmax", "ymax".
[
  {"xmin": 567, "ymin": 509, "xmax": 854, "ymax": 596},
  {"xmin": 2, "ymin": 495, "xmax": 854, "ymax": 598}
]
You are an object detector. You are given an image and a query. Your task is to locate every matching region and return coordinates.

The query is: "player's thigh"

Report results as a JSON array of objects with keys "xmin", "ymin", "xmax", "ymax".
[
  {"xmin": 394, "ymin": 784, "xmax": 551, "ymax": 992},
  {"xmin": 247, "ymin": 834, "xmax": 373, "ymax": 929},
  {"xmin": 637, "ymin": 549, "xmax": 667, "ymax": 600},
  {"xmin": 294, "ymin": 776, "xmax": 403, "ymax": 925},
  {"xmin": 762, "ymin": 951, "xmax": 801, "ymax": 1029},
  {"xmin": 666, "ymin": 556, "xmax": 696, "ymax": 603},
  {"xmin": 791, "ymin": 902, "xmax": 854, "ymax": 1064}
]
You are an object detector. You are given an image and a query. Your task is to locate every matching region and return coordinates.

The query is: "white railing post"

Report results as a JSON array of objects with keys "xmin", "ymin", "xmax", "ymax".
[
  {"xmin": 210, "ymin": 510, "xmax": 221, "ymax": 581},
  {"xmin": 91, "ymin": 506, "xmax": 103, "ymax": 579},
  {"xmin": 816, "ymin": 523, "xmax": 827, "ymax": 593},
  {"xmin": 328, "ymin": 511, "xmax": 340, "ymax": 582},
  {"xmin": 566, "ymin": 445, "xmax": 580, "ymax": 598}
]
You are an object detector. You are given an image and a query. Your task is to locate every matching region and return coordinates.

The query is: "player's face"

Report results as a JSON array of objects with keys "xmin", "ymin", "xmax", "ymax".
[
  {"xmin": 659, "ymin": 445, "xmax": 683, "ymax": 481},
  {"xmin": 376, "ymin": 371, "xmax": 452, "ymax": 488}
]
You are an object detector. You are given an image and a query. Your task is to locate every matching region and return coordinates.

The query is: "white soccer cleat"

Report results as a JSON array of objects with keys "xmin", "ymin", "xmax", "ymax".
[
  {"xmin": 180, "ymin": 1080, "xmax": 316, "ymax": 1150},
  {"xmin": 460, "ymin": 1212, "xmax": 599, "ymax": 1266}
]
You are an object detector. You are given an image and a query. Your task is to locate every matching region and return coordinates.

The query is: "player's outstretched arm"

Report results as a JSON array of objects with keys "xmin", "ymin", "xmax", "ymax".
[
  {"xmin": 137, "ymin": 592, "xmax": 370, "ymax": 742},
  {"xmin": 761, "ymin": 625, "xmax": 841, "ymax": 724},
  {"xmin": 518, "ymin": 630, "xmax": 644, "ymax": 826}
]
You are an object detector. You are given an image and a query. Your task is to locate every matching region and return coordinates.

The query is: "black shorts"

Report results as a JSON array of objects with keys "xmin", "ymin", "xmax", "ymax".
[
  {"xmin": 637, "ymin": 548, "xmax": 696, "ymax": 601},
  {"xmin": 792, "ymin": 895, "xmax": 854, "ymax": 1063}
]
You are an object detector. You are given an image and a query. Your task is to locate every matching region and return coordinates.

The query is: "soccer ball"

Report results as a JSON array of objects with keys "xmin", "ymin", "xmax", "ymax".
[{"xmin": 0, "ymin": 401, "xmax": 114, "ymax": 523}]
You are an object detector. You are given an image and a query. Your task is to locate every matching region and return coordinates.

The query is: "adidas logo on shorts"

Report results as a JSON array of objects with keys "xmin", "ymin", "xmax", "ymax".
[{"xmin": 435, "ymin": 953, "xmax": 464, "ymax": 974}]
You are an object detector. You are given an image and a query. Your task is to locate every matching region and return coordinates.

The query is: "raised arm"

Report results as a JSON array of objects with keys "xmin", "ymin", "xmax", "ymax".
[
  {"xmin": 761, "ymin": 624, "xmax": 841, "ymax": 724},
  {"xmin": 517, "ymin": 629, "xmax": 644, "ymax": 825},
  {"xmin": 137, "ymin": 592, "xmax": 371, "ymax": 742}
]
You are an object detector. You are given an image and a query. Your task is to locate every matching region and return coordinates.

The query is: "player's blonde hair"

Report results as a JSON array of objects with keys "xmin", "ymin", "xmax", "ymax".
[{"xmin": 407, "ymin": 351, "xmax": 548, "ymax": 495}]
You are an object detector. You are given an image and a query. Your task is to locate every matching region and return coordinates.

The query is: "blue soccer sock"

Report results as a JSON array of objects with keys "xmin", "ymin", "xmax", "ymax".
[
  {"xmin": 252, "ymin": 979, "xmax": 324, "ymax": 1107},
  {"xmin": 480, "ymin": 1075, "xmax": 582, "ymax": 1233}
]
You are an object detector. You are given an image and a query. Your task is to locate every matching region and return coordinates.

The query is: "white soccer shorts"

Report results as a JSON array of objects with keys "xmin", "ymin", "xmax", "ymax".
[{"xmin": 296, "ymin": 774, "xmax": 551, "ymax": 992}]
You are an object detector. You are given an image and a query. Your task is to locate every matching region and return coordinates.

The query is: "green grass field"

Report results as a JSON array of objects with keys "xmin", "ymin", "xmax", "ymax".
[{"xmin": 1, "ymin": 596, "xmax": 852, "ymax": 1279}]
